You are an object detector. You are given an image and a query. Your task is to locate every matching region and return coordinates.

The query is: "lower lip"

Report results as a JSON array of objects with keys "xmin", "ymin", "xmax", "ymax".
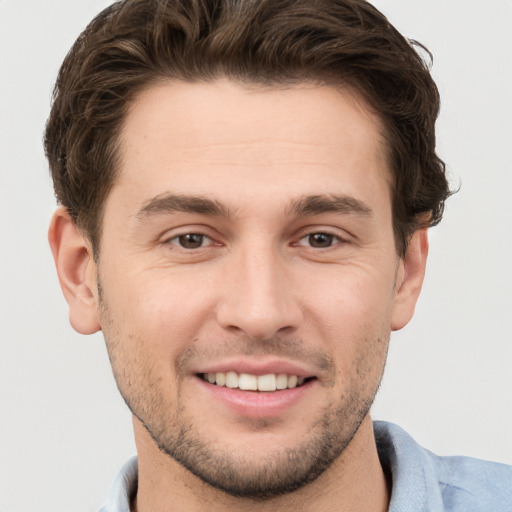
[{"xmin": 195, "ymin": 377, "xmax": 315, "ymax": 418}]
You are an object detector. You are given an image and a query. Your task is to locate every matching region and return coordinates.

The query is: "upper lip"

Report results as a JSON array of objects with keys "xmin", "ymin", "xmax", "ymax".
[{"xmin": 192, "ymin": 358, "xmax": 317, "ymax": 379}]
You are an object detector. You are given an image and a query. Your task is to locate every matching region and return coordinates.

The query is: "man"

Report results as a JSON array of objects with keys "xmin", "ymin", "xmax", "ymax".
[{"xmin": 44, "ymin": 0, "xmax": 511, "ymax": 511}]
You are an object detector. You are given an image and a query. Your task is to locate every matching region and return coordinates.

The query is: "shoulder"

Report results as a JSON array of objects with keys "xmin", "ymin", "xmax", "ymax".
[
  {"xmin": 374, "ymin": 421, "xmax": 512, "ymax": 512},
  {"xmin": 435, "ymin": 453, "xmax": 512, "ymax": 510}
]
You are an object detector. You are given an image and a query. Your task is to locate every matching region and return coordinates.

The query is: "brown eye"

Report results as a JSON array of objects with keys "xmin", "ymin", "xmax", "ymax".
[
  {"xmin": 307, "ymin": 233, "xmax": 335, "ymax": 248},
  {"xmin": 176, "ymin": 233, "xmax": 206, "ymax": 249}
]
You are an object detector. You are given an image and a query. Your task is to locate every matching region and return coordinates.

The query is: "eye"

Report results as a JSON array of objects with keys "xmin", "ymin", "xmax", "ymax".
[
  {"xmin": 297, "ymin": 232, "xmax": 340, "ymax": 248},
  {"xmin": 169, "ymin": 233, "xmax": 212, "ymax": 249}
]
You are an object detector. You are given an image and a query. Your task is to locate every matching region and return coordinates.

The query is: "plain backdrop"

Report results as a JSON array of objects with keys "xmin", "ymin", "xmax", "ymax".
[{"xmin": 0, "ymin": 1, "xmax": 511, "ymax": 511}]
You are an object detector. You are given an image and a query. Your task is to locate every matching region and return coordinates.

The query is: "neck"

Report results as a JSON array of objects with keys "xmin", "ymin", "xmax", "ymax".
[{"xmin": 132, "ymin": 415, "xmax": 390, "ymax": 512}]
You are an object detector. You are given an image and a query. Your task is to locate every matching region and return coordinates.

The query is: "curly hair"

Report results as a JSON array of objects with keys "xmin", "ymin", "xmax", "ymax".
[{"xmin": 45, "ymin": 0, "xmax": 451, "ymax": 256}]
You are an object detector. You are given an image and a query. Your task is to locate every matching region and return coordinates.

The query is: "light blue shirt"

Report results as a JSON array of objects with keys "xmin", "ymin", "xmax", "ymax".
[{"xmin": 99, "ymin": 421, "xmax": 512, "ymax": 511}]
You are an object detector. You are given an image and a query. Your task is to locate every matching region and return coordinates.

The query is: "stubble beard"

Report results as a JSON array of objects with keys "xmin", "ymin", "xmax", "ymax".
[
  {"xmin": 99, "ymin": 289, "xmax": 389, "ymax": 500},
  {"xmin": 139, "ymin": 389, "xmax": 377, "ymax": 500},
  {"xmin": 111, "ymin": 348, "xmax": 385, "ymax": 500}
]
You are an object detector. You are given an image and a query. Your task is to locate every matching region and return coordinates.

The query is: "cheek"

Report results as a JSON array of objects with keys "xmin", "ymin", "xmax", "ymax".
[
  {"xmin": 304, "ymin": 265, "xmax": 396, "ymax": 332},
  {"xmin": 105, "ymin": 264, "xmax": 210, "ymax": 322},
  {"xmin": 301, "ymin": 266, "xmax": 394, "ymax": 377}
]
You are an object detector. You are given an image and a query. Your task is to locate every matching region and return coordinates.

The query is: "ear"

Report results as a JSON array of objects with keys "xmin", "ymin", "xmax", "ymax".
[
  {"xmin": 391, "ymin": 229, "xmax": 429, "ymax": 331},
  {"xmin": 48, "ymin": 207, "xmax": 101, "ymax": 335}
]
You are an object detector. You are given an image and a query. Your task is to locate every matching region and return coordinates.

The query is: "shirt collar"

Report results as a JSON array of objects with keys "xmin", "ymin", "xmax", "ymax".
[{"xmin": 374, "ymin": 421, "xmax": 446, "ymax": 512}]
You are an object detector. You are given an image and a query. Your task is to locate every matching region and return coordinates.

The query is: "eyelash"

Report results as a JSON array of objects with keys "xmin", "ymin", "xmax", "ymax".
[
  {"xmin": 165, "ymin": 231, "xmax": 346, "ymax": 250},
  {"xmin": 166, "ymin": 233, "xmax": 216, "ymax": 250},
  {"xmin": 295, "ymin": 232, "xmax": 344, "ymax": 249}
]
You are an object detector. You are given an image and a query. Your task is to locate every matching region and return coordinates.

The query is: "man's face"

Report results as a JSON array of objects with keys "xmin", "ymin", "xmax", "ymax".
[{"xmin": 87, "ymin": 80, "xmax": 420, "ymax": 498}]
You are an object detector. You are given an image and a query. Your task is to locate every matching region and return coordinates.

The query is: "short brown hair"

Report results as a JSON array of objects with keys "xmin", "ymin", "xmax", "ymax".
[{"xmin": 45, "ymin": 0, "xmax": 451, "ymax": 256}]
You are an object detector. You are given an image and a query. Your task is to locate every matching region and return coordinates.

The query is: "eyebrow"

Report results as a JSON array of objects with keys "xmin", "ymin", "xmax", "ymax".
[
  {"xmin": 288, "ymin": 194, "xmax": 373, "ymax": 217},
  {"xmin": 136, "ymin": 194, "xmax": 231, "ymax": 219},
  {"xmin": 135, "ymin": 192, "xmax": 373, "ymax": 221}
]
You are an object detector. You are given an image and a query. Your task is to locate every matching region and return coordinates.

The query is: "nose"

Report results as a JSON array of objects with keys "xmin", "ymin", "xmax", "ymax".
[{"xmin": 216, "ymin": 244, "xmax": 302, "ymax": 341}]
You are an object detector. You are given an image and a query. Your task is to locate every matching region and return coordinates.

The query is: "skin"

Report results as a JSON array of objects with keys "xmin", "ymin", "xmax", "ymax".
[{"xmin": 49, "ymin": 79, "xmax": 428, "ymax": 512}]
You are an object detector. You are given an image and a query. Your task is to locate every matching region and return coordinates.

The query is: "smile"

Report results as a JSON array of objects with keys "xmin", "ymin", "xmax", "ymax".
[{"xmin": 200, "ymin": 372, "xmax": 307, "ymax": 391}]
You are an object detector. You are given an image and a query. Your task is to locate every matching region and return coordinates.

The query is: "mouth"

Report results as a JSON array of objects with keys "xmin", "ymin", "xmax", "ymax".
[
  {"xmin": 195, "ymin": 367, "xmax": 318, "ymax": 418},
  {"xmin": 199, "ymin": 371, "xmax": 313, "ymax": 391}
]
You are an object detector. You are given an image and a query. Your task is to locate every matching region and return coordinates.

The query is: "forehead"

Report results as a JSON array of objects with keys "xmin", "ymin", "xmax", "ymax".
[{"xmin": 113, "ymin": 79, "xmax": 391, "ymax": 214}]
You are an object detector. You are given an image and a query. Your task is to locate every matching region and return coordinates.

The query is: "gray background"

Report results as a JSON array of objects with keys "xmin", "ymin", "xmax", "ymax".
[{"xmin": 0, "ymin": 0, "xmax": 511, "ymax": 511}]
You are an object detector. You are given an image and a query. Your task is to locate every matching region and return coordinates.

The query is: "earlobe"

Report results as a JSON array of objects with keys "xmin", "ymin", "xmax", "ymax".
[
  {"xmin": 391, "ymin": 229, "xmax": 429, "ymax": 331},
  {"xmin": 48, "ymin": 207, "xmax": 101, "ymax": 335}
]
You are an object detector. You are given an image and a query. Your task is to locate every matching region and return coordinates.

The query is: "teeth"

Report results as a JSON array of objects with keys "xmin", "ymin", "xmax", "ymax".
[
  {"xmin": 225, "ymin": 371, "xmax": 238, "ymax": 389},
  {"xmin": 201, "ymin": 371, "xmax": 307, "ymax": 391},
  {"xmin": 287, "ymin": 375, "xmax": 298, "ymax": 389},
  {"xmin": 239, "ymin": 373, "xmax": 258, "ymax": 390},
  {"xmin": 276, "ymin": 374, "xmax": 288, "ymax": 390},
  {"xmin": 257, "ymin": 374, "xmax": 276, "ymax": 392}
]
